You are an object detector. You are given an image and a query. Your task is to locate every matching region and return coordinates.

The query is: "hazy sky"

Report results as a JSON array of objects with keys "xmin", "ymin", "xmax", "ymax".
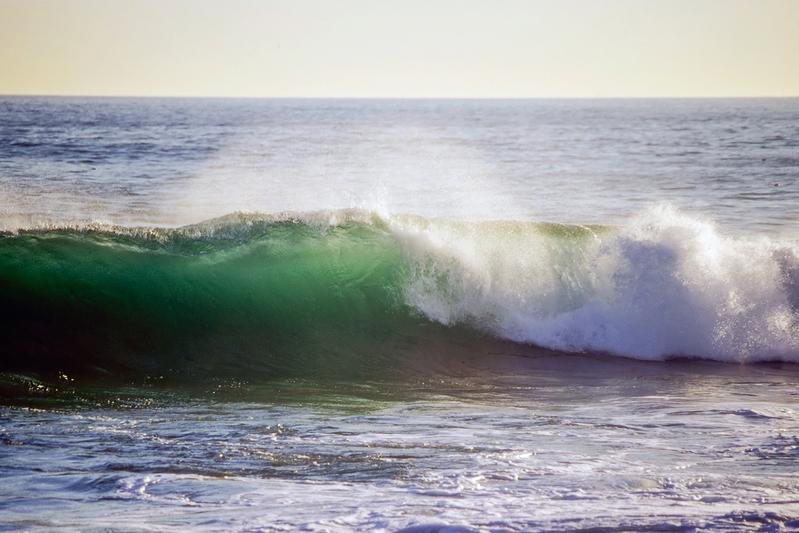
[{"xmin": 1, "ymin": 0, "xmax": 798, "ymax": 97}]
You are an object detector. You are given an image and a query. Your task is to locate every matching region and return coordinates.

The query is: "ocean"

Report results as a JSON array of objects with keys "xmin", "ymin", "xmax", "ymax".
[{"xmin": 1, "ymin": 97, "xmax": 798, "ymax": 531}]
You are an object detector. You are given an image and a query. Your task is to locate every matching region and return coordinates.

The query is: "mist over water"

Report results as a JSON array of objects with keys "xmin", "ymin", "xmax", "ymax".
[
  {"xmin": 2, "ymin": 97, "xmax": 799, "ymax": 531},
  {"xmin": 2, "ymin": 97, "xmax": 798, "ymax": 233}
]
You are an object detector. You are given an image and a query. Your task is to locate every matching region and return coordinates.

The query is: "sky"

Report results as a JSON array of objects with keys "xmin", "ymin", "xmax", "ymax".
[{"xmin": 1, "ymin": 0, "xmax": 798, "ymax": 98}]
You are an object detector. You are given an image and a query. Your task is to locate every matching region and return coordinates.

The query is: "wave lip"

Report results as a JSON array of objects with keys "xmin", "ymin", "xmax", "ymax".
[{"xmin": 0, "ymin": 206, "xmax": 797, "ymax": 380}]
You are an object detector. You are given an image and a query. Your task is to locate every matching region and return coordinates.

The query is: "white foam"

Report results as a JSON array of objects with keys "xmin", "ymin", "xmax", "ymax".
[{"xmin": 392, "ymin": 205, "xmax": 799, "ymax": 362}]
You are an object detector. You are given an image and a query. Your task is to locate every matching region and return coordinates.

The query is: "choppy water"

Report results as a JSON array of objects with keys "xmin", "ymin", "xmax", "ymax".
[
  {"xmin": 5, "ymin": 358, "xmax": 799, "ymax": 532},
  {"xmin": 1, "ymin": 97, "xmax": 799, "ymax": 531}
]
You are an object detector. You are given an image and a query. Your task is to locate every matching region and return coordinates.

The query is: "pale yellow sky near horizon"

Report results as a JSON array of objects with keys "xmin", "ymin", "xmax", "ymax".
[{"xmin": 1, "ymin": 0, "xmax": 798, "ymax": 98}]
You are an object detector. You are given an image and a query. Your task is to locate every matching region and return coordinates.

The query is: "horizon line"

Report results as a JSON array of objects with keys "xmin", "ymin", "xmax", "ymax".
[{"xmin": 2, "ymin": 93, "xmax": 799, "ymax": 100}]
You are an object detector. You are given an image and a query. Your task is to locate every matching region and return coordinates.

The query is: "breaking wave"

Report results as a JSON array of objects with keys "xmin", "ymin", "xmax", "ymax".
[{"xmin": 1, "ymin": 206, "xmax": 797, "ymax": 380}]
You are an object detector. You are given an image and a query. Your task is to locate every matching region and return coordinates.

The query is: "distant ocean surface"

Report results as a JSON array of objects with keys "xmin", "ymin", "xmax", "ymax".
[
  {"xmin": 2, "ymin": 97, "xmax": 799, "ymax": 234},
  {"xmin": 1, "ymin": 97, "xmax": 799, "ymax": 531}
]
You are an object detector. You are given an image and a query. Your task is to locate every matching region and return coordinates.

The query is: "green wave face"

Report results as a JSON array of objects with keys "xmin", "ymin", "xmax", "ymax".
[
  {"xmin": 0, "ymin": 220, "xmax": 431, "ymax": 380},
  {"xmin": 6, "ymin": 207, "xmax": 794, "ymax": 381}
]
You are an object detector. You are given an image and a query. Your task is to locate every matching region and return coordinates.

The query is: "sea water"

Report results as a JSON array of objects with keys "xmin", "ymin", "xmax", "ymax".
[{"xmin": 1, "ymin": 98, "xmax": 798, "ymax": 531}]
